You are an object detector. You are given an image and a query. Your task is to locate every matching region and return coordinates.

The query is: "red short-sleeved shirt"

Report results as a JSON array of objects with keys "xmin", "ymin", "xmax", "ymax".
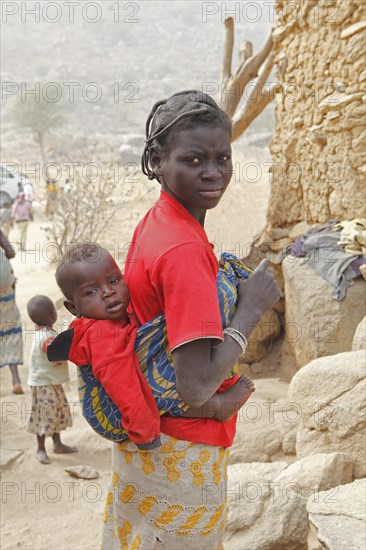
[{"xmin": 124, "ymin": 191, "xmax": 238, "ymax": 447}]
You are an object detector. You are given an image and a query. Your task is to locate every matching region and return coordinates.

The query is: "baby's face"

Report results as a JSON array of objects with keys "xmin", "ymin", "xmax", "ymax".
[{"xmin": 68, "ymin": 251, "xmax": 129, "ymax": 321}]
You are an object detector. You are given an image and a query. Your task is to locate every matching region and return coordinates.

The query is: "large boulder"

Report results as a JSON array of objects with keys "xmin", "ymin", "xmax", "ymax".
[
  {"xmin": 288, "ymin": 351, "xmax": 366, "ymax": 477},
  {"xmin": 231, "ymin": 416, "xmax": 284, "ymax": 464},
  {"xmin": 282, "ymin": 257, "xmax": 365, "ymax": 368},
  {"xmin": 353, "ymin": 315, "xmax": 366, "ymax": 351},
  {"xmin": 274, "ymin": 452, "xmax": 353, "ymax": 498},
  {"xmin": 225, "ymin": 463, "xmax": 308, "ymax": 550},
  {"xmin": 225, "ymin": 454, "xmax": 355, "ymax": 550},
  {"xmin": 307, "ymin": 479, "xmax": 366, "ymax": 550},
  {"xmin": 231, "ymin": 379, "xmax": 299, "ymax": 464}
]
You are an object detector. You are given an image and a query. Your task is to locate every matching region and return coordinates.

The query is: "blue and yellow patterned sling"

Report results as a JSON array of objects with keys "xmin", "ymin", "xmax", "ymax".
[{"xmin": 74, "ymin": 253, "xmax": 250, "ymax": 442}]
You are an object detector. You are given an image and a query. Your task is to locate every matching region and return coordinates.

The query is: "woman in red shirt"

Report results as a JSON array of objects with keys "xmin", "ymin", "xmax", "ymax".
[{"xmin": 102, "ymin": 91, "xmax": 280, "ymax": 549}]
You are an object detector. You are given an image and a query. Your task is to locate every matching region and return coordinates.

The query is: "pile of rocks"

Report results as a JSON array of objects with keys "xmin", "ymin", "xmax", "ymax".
[{"xmin": 224, "ymin": 321, "xmax": 366, "ymax": 549}]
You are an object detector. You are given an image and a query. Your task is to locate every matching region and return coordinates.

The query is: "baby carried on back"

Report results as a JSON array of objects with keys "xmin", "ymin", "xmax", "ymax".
[{"xmin": 48, "ymin": 243, "xmax": 252, "ymax": 445}]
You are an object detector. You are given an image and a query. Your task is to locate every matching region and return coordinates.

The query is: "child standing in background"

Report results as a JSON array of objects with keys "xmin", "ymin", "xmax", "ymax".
[
  {"xmin": 11, "ymin": 192, "xmax": 32, "ymax": 251},
  {"xmin": 27, "ymin": 295, "xmax": 78, "ymax": 464}
]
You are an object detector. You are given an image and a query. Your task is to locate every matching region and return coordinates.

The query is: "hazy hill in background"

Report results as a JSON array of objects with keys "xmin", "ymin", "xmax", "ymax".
[{"xmin": 1, "ymin": 0, "xmax": 275, "ymax": 149}]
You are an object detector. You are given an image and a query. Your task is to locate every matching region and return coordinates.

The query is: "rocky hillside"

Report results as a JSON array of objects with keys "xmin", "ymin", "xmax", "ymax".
[{"xmin": 1, "ymin": 1, "xmax": 275, "ymax": 144}]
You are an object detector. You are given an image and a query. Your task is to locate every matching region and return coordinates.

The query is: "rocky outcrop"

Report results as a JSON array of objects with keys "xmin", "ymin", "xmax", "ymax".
[
  {"xmin": 288, "ymin": 351, "xmax": 366, "ymax": 477},
  {"xmin": 352, "ymin": 315, "xmax": 366, "ymax": 351},
  {"xmin": 274, "ymin": 452, "xmax": 353, "ymax": 497},
  {"xmin": 225, "ymin": 462, "xmax": 308, "ymax": 550},
  {"xmin": 229, "ymin": 380, "xmax": 299, "ymax": 464},
  {"xmin": 268, "ymin": 0, "xmax": 366, "ymax": 227},
  {"xmin": 307, "ymin": 479, "xmax": 366, "ymax": 550},
  {"xmin": 282, "ymin": 256, "xmax": 365, "ymax": 368},
  {"xmin": 225, "ymin": 378, "xmax": 360, "ymax": 549},
  {"xmin": 224, "ymin": 453, "xmax": 353, "ymax": 550}
]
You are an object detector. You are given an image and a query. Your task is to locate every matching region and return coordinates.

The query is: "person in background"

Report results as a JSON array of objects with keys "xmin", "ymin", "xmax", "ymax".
[
  {"xmin": 0, "ymin": 230, "xmax": 24, "ymax": 394},
  {"xmin": 22, "ymin": 179, "xmax": 34, "ymax": 221},
  {"xmin": 45, "ymin": 179, "xmax": 58, "ymax": 217},
  {"xmin": 0, "ymin": 201, "xmax": 13, "ymax": 237},
  {"xmin": 11, "ymin": 193, "xmax": 32, "ymax": 251},
  {"xmin": 63, "ymin": 178, "xmax": 73, "ymax": 194},
  {"xmin": 26, "ymin": 295, "xmax": 78, "ymax": 464}
]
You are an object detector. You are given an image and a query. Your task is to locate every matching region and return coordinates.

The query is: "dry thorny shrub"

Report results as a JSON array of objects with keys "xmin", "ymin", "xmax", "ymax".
[{"xmin": 43, "ymin": 144, "xmax": 146, "ymax": 256}]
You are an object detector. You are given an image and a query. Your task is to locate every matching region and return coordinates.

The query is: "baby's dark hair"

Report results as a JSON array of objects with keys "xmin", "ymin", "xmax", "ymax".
[
  {"xmin": 56, "ymin": 243, "xmax": 105, "ymax": 301},
  {"xmin": 141, "ymin": 90, "xmax": 232, "ymax": 181},
  {"xmin": 27, "ymin": 295, "xmax": 55, "ymax": 326}
]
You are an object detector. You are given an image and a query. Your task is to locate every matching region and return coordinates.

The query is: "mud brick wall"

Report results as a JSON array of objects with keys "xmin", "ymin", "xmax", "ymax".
[{"xmin": 267, "ymin": 0, "xmax": 366, "ymax": 227}]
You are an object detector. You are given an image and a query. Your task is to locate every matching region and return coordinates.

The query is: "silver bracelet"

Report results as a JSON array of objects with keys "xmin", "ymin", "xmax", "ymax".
[{"xmin": 223, "ymin": 327, "xmax": 248, "ymax": 355}]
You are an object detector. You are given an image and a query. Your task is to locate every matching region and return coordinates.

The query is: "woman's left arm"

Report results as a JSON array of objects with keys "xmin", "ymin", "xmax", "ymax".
[{"xmin": 0, "ymin": 230, "xmax": 15, "ymax": 259}]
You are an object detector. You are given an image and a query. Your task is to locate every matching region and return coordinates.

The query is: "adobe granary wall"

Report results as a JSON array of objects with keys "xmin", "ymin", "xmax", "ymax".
[{"xmin": 268, "ymin": 0, "xmax": 366, "ymax": 228}]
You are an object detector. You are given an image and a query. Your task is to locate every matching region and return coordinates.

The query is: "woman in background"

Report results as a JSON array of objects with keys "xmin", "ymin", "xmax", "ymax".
[{"xmin": 0, "ymin": 230, "xmax": 23, "ymax": 394}]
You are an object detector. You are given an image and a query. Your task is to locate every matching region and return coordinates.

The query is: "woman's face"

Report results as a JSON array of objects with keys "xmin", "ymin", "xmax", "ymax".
[{"xmin": 154, "ymin": 125, "xmax": 233, "ymax": 222}]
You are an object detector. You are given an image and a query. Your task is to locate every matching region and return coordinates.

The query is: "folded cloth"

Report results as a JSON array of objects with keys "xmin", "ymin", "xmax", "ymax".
[
  {"xmin": 281, "ymin": 220, "xmax": 340, "ymax": 259},
  {"xmin": 302, "ymin": 232, "xmax": 360, "ymax": 301},
  {"xmin": 48, "ymin": 253, "xmax": 251, "ymax": 442},
  {"xmin": 335, "ymin": 218, "xmax": 366, "ymax": 256}
]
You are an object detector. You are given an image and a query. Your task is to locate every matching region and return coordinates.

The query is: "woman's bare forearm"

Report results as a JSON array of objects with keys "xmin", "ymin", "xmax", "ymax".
[
  {"xmin": 173, "ymin": 307, "xmax": 261, "ymax": 407},
  {"xmin": 172, "ymin": 259, "xmax": 280, "ymax": 407}
]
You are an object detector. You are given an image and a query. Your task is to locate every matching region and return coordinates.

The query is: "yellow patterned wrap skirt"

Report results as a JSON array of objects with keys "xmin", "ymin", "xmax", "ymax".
[{"xmin": 102, "ymin": 434, "xmax": 229, "ymax": 549}]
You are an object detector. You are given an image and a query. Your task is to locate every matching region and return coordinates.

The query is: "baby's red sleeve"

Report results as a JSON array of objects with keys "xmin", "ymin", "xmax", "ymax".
[{"xmin": 41, "ymin": 336, "xmax": 55, "ymax": 353}]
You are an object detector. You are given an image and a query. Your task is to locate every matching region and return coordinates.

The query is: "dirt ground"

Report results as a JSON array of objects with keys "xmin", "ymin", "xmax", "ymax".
[{"xmin": 1, "ymin": 149, "xmax": 287, "ymax": 550}]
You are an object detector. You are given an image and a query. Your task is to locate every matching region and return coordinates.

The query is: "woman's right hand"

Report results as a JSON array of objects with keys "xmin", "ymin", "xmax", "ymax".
[{"xmin": 232, "ymin": 259, "xmax": 281, "ymax": 333}]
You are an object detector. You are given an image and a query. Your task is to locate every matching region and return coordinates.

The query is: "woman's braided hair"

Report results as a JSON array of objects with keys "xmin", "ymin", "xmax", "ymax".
[{"xmin": 141, "ymin": 90, "xmax": 232, "ymax": 181}]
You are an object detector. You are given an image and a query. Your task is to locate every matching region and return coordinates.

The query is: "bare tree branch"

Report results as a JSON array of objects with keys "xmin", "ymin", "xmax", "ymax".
[
  {"xmin": 221, "ymin": 17, "xmax": 234, "ymax": 82},
  {"xmin": 232, "ymin": 52, "xmax": 276, "ymax": 140},
  {"xmin": 235, "ymin": 30, "xmax": 273, "ymax": 85},
  {"xmin": 238, "ymin": 40, "xmax": 253, "ymax": 64},
  {"xmin": 219, "ymin": 19, "xmax": 276, "ymax": 125},
  {"xmin": 232, "ymin": 83, "xmax": 280, "ymax": 141}
]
